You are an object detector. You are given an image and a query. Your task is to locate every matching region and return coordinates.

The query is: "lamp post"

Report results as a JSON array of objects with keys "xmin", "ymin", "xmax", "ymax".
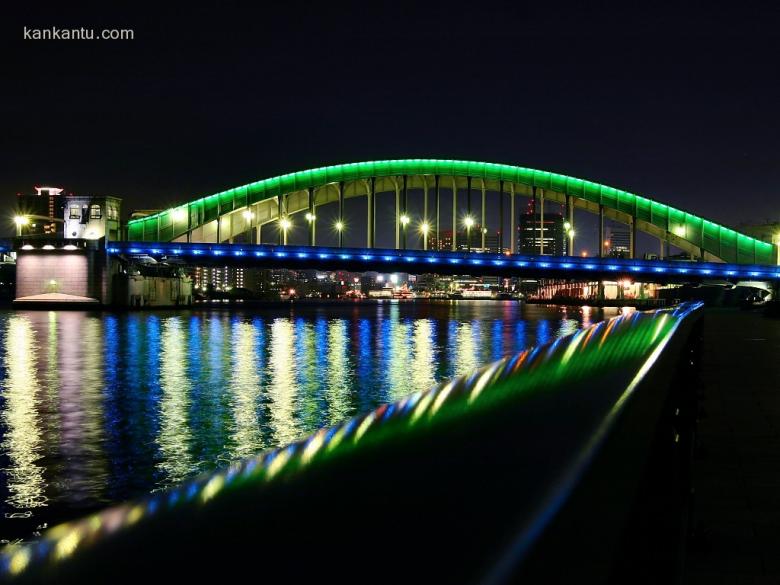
[
  {"xmin": 14, "ymin": 215, "xmax": 29, "ymax": 237},
  {"xmin": 279, "ymin": 217, "xmax": 291, "ymax": 246},
  {"xmin": 421, "ymin": 221, "xmax": 430, "ymax": 251},
  {"xmin": 400, "ymin": 214, "xmax": 410, "ymax": 249},
  {"xmin": 335, "ymin": 220, "xmax": 344, "ymax": 247},
  {"xmin": 305, "ymin": 212, "xmax": 316, "ymax": 246},
  {"xmin": 564, "ymin": 221, "xmax": 575, "ymax": 256},
  {"xmin": 464, "ymin": 216, "xmax": 474, "ymax": 252}
]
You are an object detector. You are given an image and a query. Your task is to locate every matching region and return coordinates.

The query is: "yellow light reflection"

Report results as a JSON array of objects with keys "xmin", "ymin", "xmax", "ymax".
[
  {"xmin": 0, "ymin": 316, "xmax": 46, "ymax": 510},
  {"xmin": 267, "ymin": 320, "xmax": 301, "ymax": 446},
  {"xmin": 157, "ymin": 318, "xmax": 195, "ymax": 486},
  {"xmin": 326, "ymin": 320, "xmax": 351, "ymax": 426},
  {"xmin": 228, "ymin": 322, "xmax": 264, "ymax": 459}
]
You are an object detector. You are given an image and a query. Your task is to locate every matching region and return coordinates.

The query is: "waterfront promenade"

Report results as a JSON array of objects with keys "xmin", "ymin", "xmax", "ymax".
[{"xmin": 686, "ymin": 309, "xmax": 780, "ymax": 583}]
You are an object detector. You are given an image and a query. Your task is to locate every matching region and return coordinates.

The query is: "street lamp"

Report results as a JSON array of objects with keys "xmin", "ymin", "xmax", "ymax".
[
  {"xmin": 464, "ymin": 216, "xmax": 475, "ymax": 251},
  {"xmin": 335, "ymin": 220, "xmax": 344, "ymax": 247},
  {"xmin": 420, "ymin": 221, "xmax": 430, "ymax": 250},
  {"xmin": 563, "ymin": 221, "xmax": 574, "ymax": 256},
  {"xmin": 400, "ymin": 214, "xmax": 410, "ymax": 249},
  {"xmin": 279, "ymin": 217, "xmax": 291, "ymax": 245},
  {"xmin": 14, "ymin": 215, "xmax": 29, "ymax": 237}
]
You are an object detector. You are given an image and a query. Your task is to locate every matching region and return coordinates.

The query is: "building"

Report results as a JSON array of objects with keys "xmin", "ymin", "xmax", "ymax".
[
  {"xmin": 64, "ymin": 195, "xmax": 122, "ymax": 241},
  {"xmin": 15, "ymin": 186, "xmax": 66, "ymax": 236},
  {"xmin": 193, "ymin": 266, "xmax": 246, "ymax": 291},
  {"xmin": 607, "ymin": 227, "xmax": 630, "ymax": 257},
  {"xmin": 433, "ymin": 228, "xmax": 502, "ymax": 253},
  {"xmin": 519, "ymin": 213, "xmax": 567, "ymax": 256}
]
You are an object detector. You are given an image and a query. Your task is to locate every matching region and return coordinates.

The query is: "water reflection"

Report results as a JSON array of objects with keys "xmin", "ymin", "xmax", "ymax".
[
  {"xmin": 157, "ymin": 318, "xmax": 196, "ymax": 487},
  {"xmin": 0, "ymin": 302, "xmax": 614, "ymax": 543},
  {"xmin": 0, "ymin": 316, "xmax": 46, "ymax": 511}
]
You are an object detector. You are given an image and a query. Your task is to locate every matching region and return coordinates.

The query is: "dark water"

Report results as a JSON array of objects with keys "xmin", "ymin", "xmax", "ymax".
[{"xmin": 0, "ymin": 301, "xmax": 631, "ymax": 543}]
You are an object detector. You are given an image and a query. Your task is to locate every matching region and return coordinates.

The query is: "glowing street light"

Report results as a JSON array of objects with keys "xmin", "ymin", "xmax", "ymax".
[
  {"xmin": 420, "ymin": 221, "xmax": 430, "ymax": 250},
  {"xmin": 335, "ymin": 220, "xmax": 345, "ymax": 247},
  {"xmin": 400, "ymin": 214, "xmax": 410, "ymax": 249},
  {"xmin": 242, "ymin": 210, "xmax": 255, "ymax": 221},
  {"xmin": 464, "ymin": 216, "xmax": 475, "ymax": 251},
  {"xmin": 279, "ymin": 217, "xmax": 291, "ymax": 245},
  {"xmin": 173, "ymin": 208, "xmax": 187, "ymax": 222},
  {"xmin": 14, "ymin": 215, "xmax": 28, "ymax": 236},
  {"xmin": 305, "ymin": 212, "xmax": 316, "ymax": 222}
]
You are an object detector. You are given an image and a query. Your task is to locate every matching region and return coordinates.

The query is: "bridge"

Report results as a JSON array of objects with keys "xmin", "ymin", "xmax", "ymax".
[
  {"xmin": 111, "ymin": 240, "xmax": 780, "ymax": 284},
  {"xmin": 127, "ymin": 159, "xmax": 778, "ymax": 265}
]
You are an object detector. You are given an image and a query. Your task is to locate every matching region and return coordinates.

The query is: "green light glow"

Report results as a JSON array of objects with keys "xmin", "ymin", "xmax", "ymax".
[{"xmin": 126, "ymin": 159, "xmax": 777, "ymax": 264}]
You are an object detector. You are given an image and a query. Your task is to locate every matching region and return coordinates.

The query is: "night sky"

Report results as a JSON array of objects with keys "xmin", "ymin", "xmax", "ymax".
[{"xmin": 3, "ymin": 3, "xmax": 779, "ymax": 246}]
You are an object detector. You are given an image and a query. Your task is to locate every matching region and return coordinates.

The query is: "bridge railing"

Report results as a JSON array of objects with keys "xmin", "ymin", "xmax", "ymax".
[{"xmin": 1, "ymin": 302, "xmax": 704, "ymax": 584}]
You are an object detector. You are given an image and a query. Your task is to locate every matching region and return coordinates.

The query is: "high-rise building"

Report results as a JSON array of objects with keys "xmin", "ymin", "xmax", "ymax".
[
  {"xmin": 518, "ymin": 213, "xmax": 567, "ymax": 256},
  {"xmin": 15, "ymin": 186, "xmax": 66, "ymax": 236},
  {"xmin": 433, "ymin": 228, "xmax": 502, "ymax": 253},
  {"xmin": 193, "ymin": 266, "xmax": 246, "ymax": 291},
  {"xmin": 607, "ymin": 227, "xmax": 630, "ymax": 257}
]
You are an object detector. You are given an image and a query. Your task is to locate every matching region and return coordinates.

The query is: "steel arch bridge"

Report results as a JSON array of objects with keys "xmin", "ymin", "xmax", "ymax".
[{"xmin": 127, "ymin": 159, "xmax": 778, "ymax": 265}]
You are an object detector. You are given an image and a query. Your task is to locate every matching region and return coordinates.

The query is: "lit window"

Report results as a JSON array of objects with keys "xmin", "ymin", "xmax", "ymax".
[
  {"xmin": 69, "ymin": 206, "xmax": 81, "ymax": 219},
  {"xmin": 90, "ymin": 205, "xmax": 102, "ymax": 219}
]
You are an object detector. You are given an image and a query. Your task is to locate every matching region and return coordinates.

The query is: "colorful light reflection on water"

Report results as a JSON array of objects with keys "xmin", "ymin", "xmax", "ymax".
[{"xmin": 0, "ymin": 301, "xmax": 628, "ymax": 544}]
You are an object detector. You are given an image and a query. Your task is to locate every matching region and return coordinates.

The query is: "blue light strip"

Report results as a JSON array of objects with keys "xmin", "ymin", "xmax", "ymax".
[{"xmin": 109, "ymin": 242, "xmax": 780, "ymax": 282}]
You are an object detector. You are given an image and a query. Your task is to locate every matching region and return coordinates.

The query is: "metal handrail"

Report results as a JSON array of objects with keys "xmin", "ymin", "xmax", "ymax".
[{"xmin": 1, "ymin": 302, "xmax": 704, "ymax": 583}]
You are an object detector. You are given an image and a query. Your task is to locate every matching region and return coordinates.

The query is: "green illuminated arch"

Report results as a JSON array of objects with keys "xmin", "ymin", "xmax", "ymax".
[{"xmin": 126, "ymin": 159, "xmax": 777, "ymax": 265}]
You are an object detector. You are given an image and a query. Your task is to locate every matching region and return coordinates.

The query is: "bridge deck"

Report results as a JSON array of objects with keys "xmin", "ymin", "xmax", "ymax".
[{"xmin": 686, "ymin": 309, "xmax": 780, "ymax": 582}]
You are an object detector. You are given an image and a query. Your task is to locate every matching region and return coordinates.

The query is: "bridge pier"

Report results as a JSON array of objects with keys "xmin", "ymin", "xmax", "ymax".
[{"xmin": 631, "ymin": 217, "xmax": 637, "ymax": 259}]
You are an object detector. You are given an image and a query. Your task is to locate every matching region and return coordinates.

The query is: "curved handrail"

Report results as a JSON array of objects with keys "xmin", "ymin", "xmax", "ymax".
[{"xmin": 1, "ymin": 302, "xmax": 704, "ymax": 583}]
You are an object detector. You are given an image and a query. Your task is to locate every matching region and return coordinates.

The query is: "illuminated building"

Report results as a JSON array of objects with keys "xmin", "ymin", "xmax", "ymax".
[
  {"xmin": 193, "ymin": 266, "xmax": 245, "ymax": 291},
  {"xmin": 63, "ymin": 195, "xmax": 122, "ymax": 241},
  {"xmin": 607, "ymin": 227, "xmax": 630, "ymax": 258},
  {"xmin": 15, "ymin": 186, "xmax": 66, "ymax": 237},
  {"xmin": 519, "ymin": 213, "xmax": 567, "ymax": 256}
]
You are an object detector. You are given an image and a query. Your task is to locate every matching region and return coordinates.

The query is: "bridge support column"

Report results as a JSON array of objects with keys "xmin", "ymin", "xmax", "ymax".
[
  {"xmin": 566, "ymin": 194, "xmax": 574, "ymax": 256},
  {"xmin": 435, "ymin": 175, "xmax": 440, "ymax": 250},
  {"xmin": 481, "ymin": 181, "xmax": 486, "ymax": 251},
  {"xmin": 599, "ymin": 205, "xmax": 605, "ymax": 258},
  {"xmin": 367, "ymin": 179, "xmax": 374, "ymax": 248},
  {"xmin": 498, "ymin": 180, "xmax": 504, "ymax": 252},
  {"xmin": 451, "ymin": 178, "xmax": 457, "ymax": 252},
  {"xmin": 630, "ymin": 217, "xmax": 636, "ymax": 259},
  {"xmin": 466, "ymin": 177, "xmax": 472, "ymax": 251},
  {"xmin": 401, "ymin": 175, "xmax": 408, "ymax": 250},
  {"xmin": 278, "ymin": 195, "xmax": 284, "ymax": 245},
  {"xmin": 510, "ymin": 183, "xmax": 516, "ymax": 254},
  {"xmin": 659, "ymin": 236, "xmax": 665, "ymax": 260},
  {"xmin": 540, "ymin": 189, "xmax": 545, "ymax": 256},
  {"xmin": 308, "ymin": 187, "xmax": 316, "ymax": 246},
  {"xmin": 423, "ymin": 177, "xmax": 429, "ymax": 250},
  {"xmin": 338, "ymin": 182, "xmax": 344, "ymax": 248},
  {"xmin": 395, "ymin": 180, "xmax": 400, "ymax": 250}
]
